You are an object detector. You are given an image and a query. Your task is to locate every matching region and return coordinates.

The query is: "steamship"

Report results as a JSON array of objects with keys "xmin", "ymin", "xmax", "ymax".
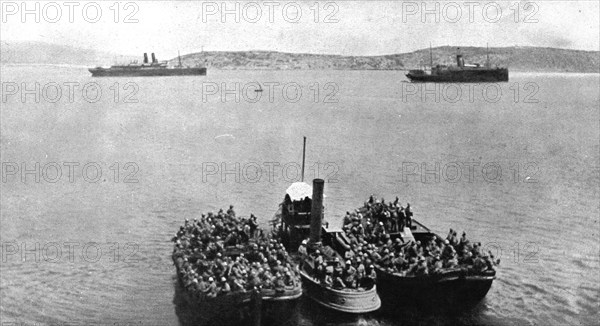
[
  {"xmin": 406, "ymin": 47, "xmax": 508, "ymax": 83},
  {"xmin": 89, "ymin": 52, "xmax": 206, "ymax": 77}
]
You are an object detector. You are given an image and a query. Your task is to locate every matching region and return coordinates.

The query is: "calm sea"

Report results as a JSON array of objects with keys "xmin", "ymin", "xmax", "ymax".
[{"xmin": 1, "ymin": 66, "xmax": 598, "ymax": 326}]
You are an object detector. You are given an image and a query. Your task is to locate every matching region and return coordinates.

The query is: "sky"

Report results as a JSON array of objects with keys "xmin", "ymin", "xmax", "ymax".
[{"xmin": 1, "ymin": 0, "xmax": 599, "ymax": 58}]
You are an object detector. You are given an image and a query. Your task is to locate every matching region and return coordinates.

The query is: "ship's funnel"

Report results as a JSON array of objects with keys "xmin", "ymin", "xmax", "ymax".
[
  {"xmin": 143, "ymin": 53, "xmax": 149, "ymax": 64},
  {"xmin": 456, "ymin": 54, "xmax": 463, "ymax": 67},
  {"xmin": 308, "ymin": 179, "xmax": 324, "ymax": 250},
  {"xmin": 151, "ymin": 53, "xmax": 157, "ymax": 63}
]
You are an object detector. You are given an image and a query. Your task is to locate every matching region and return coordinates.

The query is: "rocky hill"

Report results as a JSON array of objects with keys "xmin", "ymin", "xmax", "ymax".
[
  {"xmin": 2, "ymin": 41, "xmax": 598, "ymax": 73},
  {"xmin": 172, "ymin": 46, "xmax": 599, "ymax": 73}
]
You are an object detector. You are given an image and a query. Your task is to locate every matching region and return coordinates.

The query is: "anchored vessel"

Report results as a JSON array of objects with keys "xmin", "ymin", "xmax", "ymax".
[
  {"xmin": 89, "ymin": 52, "xmax": 206, "ymax": 77},
  {"xmin": 406, "ymin": 46, "xmax": 508, "ymax": 82}
]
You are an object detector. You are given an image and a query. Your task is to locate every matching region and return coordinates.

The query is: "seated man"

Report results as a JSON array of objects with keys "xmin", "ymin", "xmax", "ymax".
[
  {"xmin": 332, "ymin": 275, "xmax": 346, "ymax": 289},
  {"xmin": 324, "ymin": 270, "xmax": 333, "ymax": 287}
]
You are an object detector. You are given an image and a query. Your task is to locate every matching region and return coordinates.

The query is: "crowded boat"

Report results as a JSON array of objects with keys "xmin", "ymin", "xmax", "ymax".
[
  {"xmin": 340, "ymin": 196, "xmax": 500, "ymax": 277},
  {"xmin": 172, "ymin": 207, "xmax": 303, "ymax": 301}
]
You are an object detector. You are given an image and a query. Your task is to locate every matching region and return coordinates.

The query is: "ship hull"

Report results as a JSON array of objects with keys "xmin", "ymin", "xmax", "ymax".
[
  {"xmin": 375, "ymin": 266, "xmax": 495, "ymax": 307},
  {"xmin": 89, "ymin": 67, "xmax": 207, "ymax": 77},
  {"xmin": 299, "ymin": 269, "xmax": 381, "ymax": 314},
  {"xmin": 173, "ymin": 255, "xmax": 301, "ymax": 326},
  {"xmin": 406, "ymin": 69, "xmax": 508, "ymax": 83}
]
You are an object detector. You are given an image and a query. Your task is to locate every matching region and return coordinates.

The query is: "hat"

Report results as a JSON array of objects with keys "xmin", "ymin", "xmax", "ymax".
[
  {"xmin": 208, "ymin": 277, "xmax": 214, "ymax": 282},
  {"xmin": 221, "ymin": 277, "xmax": 226, "ymax": 282},
  {"xmin": 345, "ymin": 260, "xmax": 351, "ymax": 265}
]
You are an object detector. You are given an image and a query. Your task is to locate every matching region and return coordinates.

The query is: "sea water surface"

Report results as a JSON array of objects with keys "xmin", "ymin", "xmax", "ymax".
[{"xmin": 1, "ymin": 66, "xmax": 598, "ymax": 326}]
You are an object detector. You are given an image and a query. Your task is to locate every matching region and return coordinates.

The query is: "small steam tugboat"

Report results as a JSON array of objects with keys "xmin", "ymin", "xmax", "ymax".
[{"xmin": 273, "ymin": 177, "xmax": 381, "ymax": 314}]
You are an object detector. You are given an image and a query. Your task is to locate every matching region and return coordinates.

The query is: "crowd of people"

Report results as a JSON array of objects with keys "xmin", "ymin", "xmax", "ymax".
[
  {"xmin": 300, "ymin": 240, "xmax": 378, "ymax": 290},
  {"xmin": 172, "ymin": 206, "xmax": 301, "ymax": 299},
  {"xmin": 339, "ymin": 197, "xmax": 499, "ymax": 277}
]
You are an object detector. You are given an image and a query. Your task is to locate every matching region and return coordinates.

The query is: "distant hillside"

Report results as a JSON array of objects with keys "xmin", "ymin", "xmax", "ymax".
[
  {"xmin": 172, "ymin": 47, "xmax": 599, "ymax": 73},
  {"xmin": 1, "ymin": 41, "xmax": 136, "ymax": 66},
  {"xmin": 2, "ymin": 41, "xmax": 598, "ymax": 73}
]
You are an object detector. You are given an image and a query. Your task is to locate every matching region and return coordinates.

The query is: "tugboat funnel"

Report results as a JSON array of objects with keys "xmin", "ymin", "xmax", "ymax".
[
  {"xmin": 143, "ymin": 53, "xmax": 149, "ymax": 64},
  {"xmin": 308, "ymin": 179, "xmax": 324, "ymax": 249},
  {"xmin": 151, "ymin": 53, "xmax": 157, "ymax": 63}
]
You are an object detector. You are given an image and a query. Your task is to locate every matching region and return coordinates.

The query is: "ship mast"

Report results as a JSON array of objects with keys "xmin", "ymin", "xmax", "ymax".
[
  {"xmin": 486, "ymin": 43, "xmax": 490, "ymax": 68},
  {"xmin": 429, "ymin": 43, "xmax": 433, "ymax": 69},
  {"xmin": 301, "ymin": 136, "xmax": 307, "ymax": 182},
  {"xmin": 178, "ymin": 51, "xmax": 182, "ymax": 67}
]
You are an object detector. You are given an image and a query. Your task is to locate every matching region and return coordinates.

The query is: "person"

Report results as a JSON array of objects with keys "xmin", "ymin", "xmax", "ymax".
[
  {"xmin": 415, "ymin": 256, "xmax": 428, "ymax": 276},
  {"xmin": 249, "ymin": 214, "xmax": 259, "ymax": 238},
  {"xmin": 364, "ymin": 265, "xmax": 377, "ymax": 288},
  {"xmin": 227, "ymin": 205, "xmax": 236, "ymax": 217},
  {"xmin": 206, "ymin": 277, "xmax": 218, "ymax": 298},
  {"xmin": 220, "ymin": 277, "xmax": 231, "ymax": 295},
  {"xmin": 390, "ymin": 210, "xmax": 398, "ymax": 232},
  {"xmin": 398, "ymin": 207, "xmax": 406, "ymax": 231},
  {"xmin": 298, "ymin": 239, "xmax": 308, "ymax": 257},
  {"xmin": 344, "ymin": 211, "xmax": 352, "ymax": 225},
  {"xmin": 324, "ymin": 270, "xmax": 333, "ymax": 287},
  {"xmin": 343, "ymin": 260, "xmax": 357, "ymax": 288},
  {"xmin": 356, "ymin": 259, "xmax": 366, "ymax": 281},
  {"xmin": 332, "ymin": 275, "xmax": 346, "ymax": 289},
  {"xmin": 405, "ymin": 203, "xmax": 413, "ymax": 228}
]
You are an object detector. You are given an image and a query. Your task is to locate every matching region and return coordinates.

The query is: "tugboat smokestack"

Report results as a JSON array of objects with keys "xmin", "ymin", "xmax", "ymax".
[
  {"xmin": 151, "ymin": 53, "xmax": 156, "ymax": 63},
  {"xmin": 143, "ymin": 53, "xmax": 149, "ymax": 64},
  {"xmin": 308, "ymin": 179, "xmax": 324, "ymax": 250}
]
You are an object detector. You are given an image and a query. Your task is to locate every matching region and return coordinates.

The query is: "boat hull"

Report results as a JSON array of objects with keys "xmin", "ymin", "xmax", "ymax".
[
  {"xmin": 89, "ymin": 67, "xmax": 207, "ymax": 77},
  {"xmin": 299, "ymin": 270, "xmax": 381, "ymax": 314},
  {"xmin": 173, "ymin": 256, "xmax": 302, "ymax": 325},
  {"xmin": 375, "ymin": 266, "xmax": 495, "ymax": 307},
  {"xmin": 406, "ymin": 69, "xmax": 508, "ymax": 83}
]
